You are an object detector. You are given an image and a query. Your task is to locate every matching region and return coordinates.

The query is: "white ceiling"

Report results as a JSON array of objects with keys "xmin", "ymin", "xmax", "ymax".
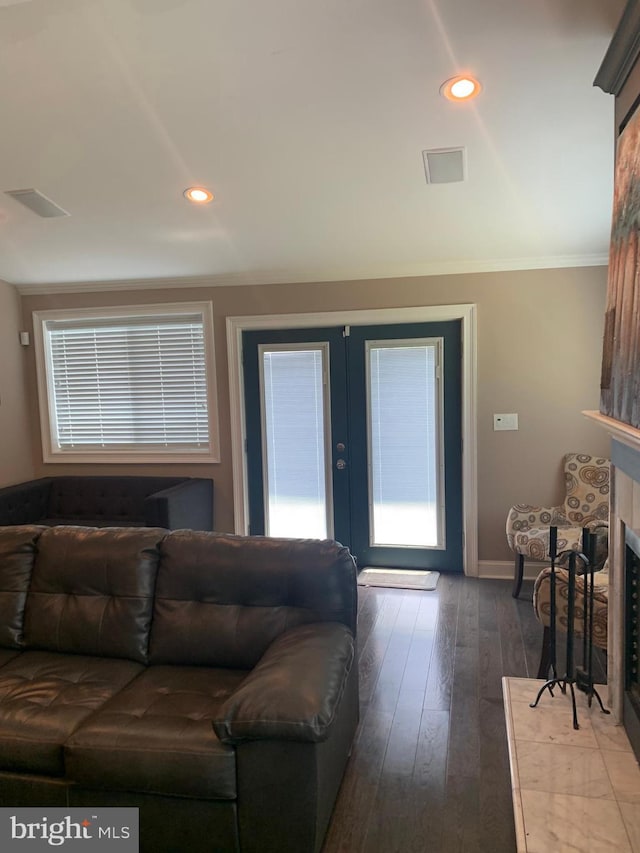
[{"xmin": 0, "ymin": 0, "xmax": 626, "ymax": 291}]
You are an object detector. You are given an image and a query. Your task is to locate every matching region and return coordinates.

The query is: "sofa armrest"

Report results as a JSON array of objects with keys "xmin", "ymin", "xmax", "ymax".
[
  {"xmin": 213, "ymin": 622, "xmax": 355, "ymax": 745},
  {"xmin": 506, "ymin": 503, "xmax": 566, "ymax": 549},
  {"xmin": 143, "ymin": 479, "xmax": 213, "ymax": 530}
]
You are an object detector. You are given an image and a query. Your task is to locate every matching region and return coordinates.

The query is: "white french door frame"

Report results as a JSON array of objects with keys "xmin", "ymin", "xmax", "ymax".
[{"xmin": 226, "ymin": 304, "xmax": 478, "ymax": 577}]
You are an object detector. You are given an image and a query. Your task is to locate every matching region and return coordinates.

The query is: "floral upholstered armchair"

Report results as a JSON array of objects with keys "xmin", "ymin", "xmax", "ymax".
[
  {"xmin": 506, "ymin": 453, "xmax": 610, "ymax": 598},
  {"xmin": 533, "ymin": 560, "xmax": 609, "ymax": 678}
]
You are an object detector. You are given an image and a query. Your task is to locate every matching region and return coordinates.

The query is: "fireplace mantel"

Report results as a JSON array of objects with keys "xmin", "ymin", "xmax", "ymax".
[{"xmin": 584, "ymin": 410, "xmax": 640, "ymax": 455}]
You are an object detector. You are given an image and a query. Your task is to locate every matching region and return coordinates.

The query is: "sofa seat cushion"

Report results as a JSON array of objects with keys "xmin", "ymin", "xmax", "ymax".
[
  {"xmin": 0, "ymin": 650, "xmax": 19, "ymax": 669},
  {"xmin": 66, "ymin": 666, "xmax": 246, "ymax": 801},
  {"xmin": 510, "ymin": 523, "xmax": 586, "ymax": 561},
  {"xmin": 0, "ymin": 651, "xmax": 143, "ymax": 776}
]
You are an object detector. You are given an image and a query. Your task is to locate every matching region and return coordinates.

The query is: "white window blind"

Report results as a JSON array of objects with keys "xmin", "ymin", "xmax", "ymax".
[{"xmin": 37, "ymin": 306, "xmax": 216, "ymax": 460}]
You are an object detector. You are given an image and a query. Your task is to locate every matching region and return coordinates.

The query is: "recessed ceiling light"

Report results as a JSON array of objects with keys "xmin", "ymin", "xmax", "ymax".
[
  {"xmin": 440, "ymin": 76, "xmax": 482, "ymax": 102},
  {"xmin": 183, "ymin": 187, "xmax": 214, "ymax": 204}
]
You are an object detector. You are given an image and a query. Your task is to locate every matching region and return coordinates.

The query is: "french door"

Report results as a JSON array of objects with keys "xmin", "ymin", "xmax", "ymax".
[{"xmin": 242, "ymin": 321, "xmax": 462, "ymax": 571}]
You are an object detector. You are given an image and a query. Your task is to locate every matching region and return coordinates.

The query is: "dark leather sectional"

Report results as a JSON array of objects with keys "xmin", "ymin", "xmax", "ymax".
[
  {"xmin": 0, "ymin": 525, "xmax": 359, "ymax": 853},
  {"xmin": 0, "ymin": 476, "xmax": 214, "ymax": 530}
]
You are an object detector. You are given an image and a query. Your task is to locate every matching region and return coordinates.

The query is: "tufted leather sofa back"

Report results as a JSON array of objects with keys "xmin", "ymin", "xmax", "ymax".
[
  {"xmin": 0, "ymin": 526, "xmax": 44, "ymax": 648},
  {"xmin": 23, "ymin": 526, "xmax": 166, "ymax": 663},
  {"xmin": 46, "ymin": 476, "xmax": 187, "ymax": 525},
  {"xmin": 0, "ymin": 480, "xmax": 52, "ymax": 525},
  {"xmin": 150, "ymin": 532, "xmax": 357, "ymax": 668}
]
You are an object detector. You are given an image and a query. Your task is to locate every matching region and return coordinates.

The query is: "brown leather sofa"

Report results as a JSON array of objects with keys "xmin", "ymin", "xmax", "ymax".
[
  {"xmin": 0, "ymin": 476, "xmax": 214, "ymax": 530},
  {"xmin": 0, "ymin": 525, "xmax": 359, "ymax": 853}
]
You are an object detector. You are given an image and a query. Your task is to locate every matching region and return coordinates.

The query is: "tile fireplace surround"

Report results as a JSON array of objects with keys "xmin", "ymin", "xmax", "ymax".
[
  {"xmin": 503, "ymin": 676, "xmax": 640, "ymax": 852},
  {"xmin": 584, "ymin": 410, "xmax": 640, "ymax": 726}
]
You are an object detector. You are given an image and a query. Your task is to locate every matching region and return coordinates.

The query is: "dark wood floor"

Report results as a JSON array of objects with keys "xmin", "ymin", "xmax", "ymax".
[{"xmin": 322, "ymin": 574, "xmax": 601, "ymax": 853}]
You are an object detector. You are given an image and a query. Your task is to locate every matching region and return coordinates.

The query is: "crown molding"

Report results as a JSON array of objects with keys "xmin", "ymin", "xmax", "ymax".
[
  {"xmin": 15, "ymin": 274, "xmax": 228, "ymax": 296},
  {"xmin": 594, "ymin": 0, "xmax": 640, "ymax": 95},
  {"xmin": 13, "ymin": 254, "xmax": 609, "ymax": 296}
]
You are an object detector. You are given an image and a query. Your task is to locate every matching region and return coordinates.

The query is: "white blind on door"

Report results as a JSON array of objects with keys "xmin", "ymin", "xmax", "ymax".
[
  {"xmin": 45, "ymin": 314, "xmax": 209, "ymax": 451},
  {"xmin": 368, "ymin": 342, "xmax": 440, "ymax": 547},
  {"xmin": 261, "ymin": 347, "xmax": 329, "ymax": 539}
]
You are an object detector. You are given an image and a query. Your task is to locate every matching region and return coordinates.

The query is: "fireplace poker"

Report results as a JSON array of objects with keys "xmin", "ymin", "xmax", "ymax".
[{"xmin": 575, "ymin": 530, "xmax": 610, "ymax": 715}]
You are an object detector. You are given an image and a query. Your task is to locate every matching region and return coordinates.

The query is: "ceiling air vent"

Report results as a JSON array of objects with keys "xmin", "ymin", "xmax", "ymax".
[
  {"xmin": 422, "ymin": 147, "xmax": 466, "ymax": 184},
  {"xmin": 4, "ymin": 188, "xmax": 69, "ymax": 218}
]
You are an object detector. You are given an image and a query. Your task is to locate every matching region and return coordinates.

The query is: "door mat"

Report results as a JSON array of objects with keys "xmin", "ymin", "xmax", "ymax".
[{"xmin": 357, "ymin": 567, "xmax": 440, "ymax": 591}]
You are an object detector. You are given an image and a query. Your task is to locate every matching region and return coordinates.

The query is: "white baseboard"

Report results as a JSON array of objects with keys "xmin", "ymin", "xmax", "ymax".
[{"xmin": 477, "ymin": 560, "xmax": 544, "ymax": 581}]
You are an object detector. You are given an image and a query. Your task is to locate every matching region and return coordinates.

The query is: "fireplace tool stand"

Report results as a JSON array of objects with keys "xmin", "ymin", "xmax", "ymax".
[{"xmin": 529, "ymin": 525, "xmax": 609, "ymax": 729}]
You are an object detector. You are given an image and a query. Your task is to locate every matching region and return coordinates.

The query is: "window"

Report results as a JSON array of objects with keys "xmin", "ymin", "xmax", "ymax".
[{"xmin": 34, "ymin": 302, "xmax": 219, "ymax": 463}]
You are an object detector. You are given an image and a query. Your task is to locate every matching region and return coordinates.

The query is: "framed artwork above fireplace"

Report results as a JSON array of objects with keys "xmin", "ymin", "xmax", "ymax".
[{"xmin": 600, "ymin": 101, "xmax": 640, "ymax": 429}]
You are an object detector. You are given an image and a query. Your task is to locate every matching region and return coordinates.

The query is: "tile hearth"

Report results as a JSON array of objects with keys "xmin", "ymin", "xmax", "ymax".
[{"xmin": 503, "ymin": 677, "xmax": 640, "ymax": 852}]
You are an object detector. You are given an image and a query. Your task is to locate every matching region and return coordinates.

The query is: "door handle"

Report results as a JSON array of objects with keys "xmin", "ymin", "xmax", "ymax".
[{"xmin": 336, "ymin": 459, "xmax": 347, "ymax": 470}]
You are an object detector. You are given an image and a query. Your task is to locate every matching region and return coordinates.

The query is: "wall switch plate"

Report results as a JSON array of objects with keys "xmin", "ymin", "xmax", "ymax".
[{"xmin": 494, "ymin": 413, "xmax": 518, "ymax": 431}]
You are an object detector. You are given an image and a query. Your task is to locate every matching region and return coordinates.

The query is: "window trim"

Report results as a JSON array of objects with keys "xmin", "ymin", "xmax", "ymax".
[{"xmin": 33, "ymin": 301, "xmax": 220, "ymax": 463}]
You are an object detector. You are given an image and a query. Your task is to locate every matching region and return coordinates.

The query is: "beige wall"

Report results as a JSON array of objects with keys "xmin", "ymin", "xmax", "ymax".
[
  {"xmin": 0, "ymin": 280, "xmax": 34, "ymax": 486},
  {"xmin": 20, "ymin": 264, "xmax": 609, "ymax": 562}
]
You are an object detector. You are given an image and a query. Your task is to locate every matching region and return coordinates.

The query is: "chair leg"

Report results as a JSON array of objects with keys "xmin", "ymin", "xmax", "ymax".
[
  {"xmin": 512, "ymin": 553, "xmax": 525, "ymax": 598},
  {"xmin": 537, "ymin": 625, "xmax": 552, "ymax": 679}
]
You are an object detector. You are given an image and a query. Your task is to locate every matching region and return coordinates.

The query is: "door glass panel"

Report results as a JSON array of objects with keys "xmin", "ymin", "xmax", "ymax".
[
  {"xmin": 260, "ymin": 345, "xmax": 331, "ymax": 539},
  {"xmin": 367, "ymin": 340, "xmax": 443, "ymax": 548}
]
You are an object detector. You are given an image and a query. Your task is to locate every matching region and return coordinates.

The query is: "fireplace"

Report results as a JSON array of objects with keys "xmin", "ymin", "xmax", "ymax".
[
  {"xmin": 582, "ymin": 419, "xmax": 640, "ymax": 733},
  {"xmin": 624, "ymin": 526, "xmax": 640, "ymax": 758}
]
